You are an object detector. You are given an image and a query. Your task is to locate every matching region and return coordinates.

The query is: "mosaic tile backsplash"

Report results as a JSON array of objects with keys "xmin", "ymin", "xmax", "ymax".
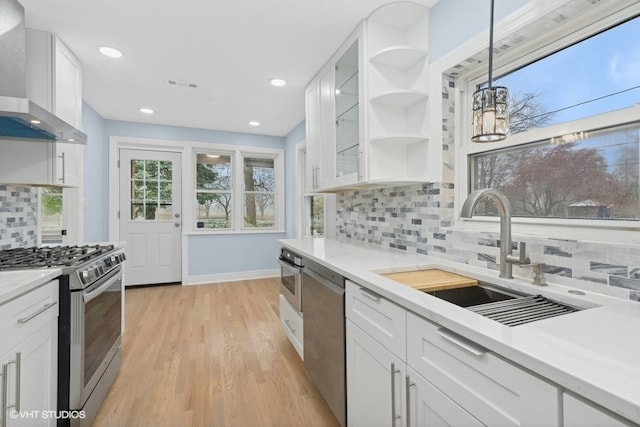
[
  {"xmin": 0, "ymin": 185, "xmax": 38, "ymax": 249},
  {"xmin": 336, "ymin": 74, "xmax": 640, "ymax": 302},
  {"xmin": 336, "ymin": 183, "xmax": 640, "ymax": 302}
]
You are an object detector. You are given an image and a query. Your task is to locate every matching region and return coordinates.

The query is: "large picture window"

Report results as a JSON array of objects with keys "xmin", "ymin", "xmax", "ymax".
[
  {"xmin": 193, "ymin": 147, "xmax": 283, "ymax": 233},
  {"xmin": 465, "ymin": 12, "xmax": 640, "ymax": 225}
]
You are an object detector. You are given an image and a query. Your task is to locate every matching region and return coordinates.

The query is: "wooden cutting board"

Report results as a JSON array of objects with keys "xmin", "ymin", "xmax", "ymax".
[{"xmin": 381, "ymin": 269, "xmax": 477, "ymax": 292}]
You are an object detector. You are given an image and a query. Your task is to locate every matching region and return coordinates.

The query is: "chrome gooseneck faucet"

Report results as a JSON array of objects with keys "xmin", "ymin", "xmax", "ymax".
[{"xmin": 460, "ymin": 188, "xmax": 530, "ymax": 279}]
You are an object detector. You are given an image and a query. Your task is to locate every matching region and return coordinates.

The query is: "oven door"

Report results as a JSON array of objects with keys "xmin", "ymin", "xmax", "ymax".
[
  {"xmin": 69, "ymin": 266, "xmax": 122, "ymax": 408},
  {"xmin": 278, "ymin": 257, "xmax": 303, "ymax": 312}
]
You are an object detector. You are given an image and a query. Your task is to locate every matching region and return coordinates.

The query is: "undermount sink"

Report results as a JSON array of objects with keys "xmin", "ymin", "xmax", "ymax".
[
  {"xmin": 427, "ymin": 283, "xmax": 582, "ymax": 327},
  {"xmin": 426, "ymin": 283, "xmax": 521, "ymax": 307}
]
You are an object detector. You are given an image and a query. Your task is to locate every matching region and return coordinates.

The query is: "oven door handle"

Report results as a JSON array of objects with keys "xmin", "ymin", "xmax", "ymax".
[
  {"xmin": 277, "ymin": 258, "xmax": 302, "ymax": 273},
  {"xmin": 83, "ymin": 268, "xmax": 122, "ymax": 303}
]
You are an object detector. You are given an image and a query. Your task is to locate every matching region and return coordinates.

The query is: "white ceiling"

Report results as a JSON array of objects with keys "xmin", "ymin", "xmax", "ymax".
[{"xmin": 19, "ymin": 0, "xmax": 436, "ymax": 137}]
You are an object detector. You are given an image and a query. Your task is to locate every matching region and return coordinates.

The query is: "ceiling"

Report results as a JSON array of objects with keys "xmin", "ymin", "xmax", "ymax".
[{"xmin": 19, "ymin": 0, "xmax": 436, "ymax": 137}]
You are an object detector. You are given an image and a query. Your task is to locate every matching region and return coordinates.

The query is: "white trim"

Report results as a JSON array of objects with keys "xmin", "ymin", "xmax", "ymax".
[
  {"xmin": 295, "ymin": 140, "xmax": 306, "ymax": 238},
  {"xmin": 187, "ymin": 268, "xmax": 279, "ymax": 286}
]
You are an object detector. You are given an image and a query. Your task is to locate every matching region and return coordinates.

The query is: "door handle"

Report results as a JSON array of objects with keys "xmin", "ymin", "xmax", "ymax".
[
  {"xmin": 406, "ymin": 374, "xmax": 415, "ymax": 427},
  {"xmin": 174, "ymin": 222, "xmax": 181, "ymax": 228},
  {"xmin": 390, "ymin": 363, "xmax": 401, "ymax": 426}
]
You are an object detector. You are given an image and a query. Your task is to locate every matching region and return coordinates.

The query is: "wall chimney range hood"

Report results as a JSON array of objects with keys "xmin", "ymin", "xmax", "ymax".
[{"xmin": 0, "ymin": 0, "xmax": 86, "ymax": 143}]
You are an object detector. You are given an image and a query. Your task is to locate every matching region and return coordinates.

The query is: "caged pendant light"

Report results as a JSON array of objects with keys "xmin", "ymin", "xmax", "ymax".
[{"xmin": 471, "ymin": 0, "xmax": 509, "ymax": 142}]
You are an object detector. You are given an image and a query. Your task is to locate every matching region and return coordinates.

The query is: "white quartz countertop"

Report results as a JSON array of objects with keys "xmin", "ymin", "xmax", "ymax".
[
  {"xmin": 0, "ymin": 268, "xmax": 62, "ymax": 305},
  {"xmin": 280, "ymin": 237, "xmax": 640, "ymax": 424}
]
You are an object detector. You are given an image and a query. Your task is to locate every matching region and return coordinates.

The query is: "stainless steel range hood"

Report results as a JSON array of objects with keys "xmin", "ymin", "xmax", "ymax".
[{"xmin": 0, "ymin": 0, "xmax": 86, "ymax": 143}]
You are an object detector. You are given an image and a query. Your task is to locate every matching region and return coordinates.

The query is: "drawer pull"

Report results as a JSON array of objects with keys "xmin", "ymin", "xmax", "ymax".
[
  {"xmin": 359, "ymin": 288, "xmax": 382, "ymax": 302},
  {"xmin": 436, "ymin": 328, "xmax": 486, "ymax": 357},
  {"xmin": 406, "ymin": 375, "xmax": 415, "ymax": 427},
  {"xmin": 17, "ymin": 301, "xmax": 58, "ymax": 325},
  {"xmin": 284, "ymin": 319, "xmax": 296, "ymax": 334}
]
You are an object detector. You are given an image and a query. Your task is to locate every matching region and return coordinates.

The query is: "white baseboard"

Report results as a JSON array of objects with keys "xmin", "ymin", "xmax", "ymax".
[{"xmin": 187, "ymin": 268, "xmax": 279, "ymax": 285}]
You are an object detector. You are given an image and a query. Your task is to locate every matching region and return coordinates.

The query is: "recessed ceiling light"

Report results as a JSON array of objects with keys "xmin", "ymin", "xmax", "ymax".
[
  {"xmin": 139, "ymin": 107, "xmax": 154, "ymax": 114},
  {"xmin": 98, "ymin": 46, "xmax": 123, "ymax": 58},
  {"xmin": 269, "ymin": 78, "xmax": 287, "ymax": 87},
  {"xmin": 249, "ymin": 121, "xmax": 260, "ymax": 127}
]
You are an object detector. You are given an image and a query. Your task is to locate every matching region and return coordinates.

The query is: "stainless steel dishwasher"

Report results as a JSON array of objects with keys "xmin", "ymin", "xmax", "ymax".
[{"xmin": 303, "ymin": 258, "xmax": 346, "ymax": 427}]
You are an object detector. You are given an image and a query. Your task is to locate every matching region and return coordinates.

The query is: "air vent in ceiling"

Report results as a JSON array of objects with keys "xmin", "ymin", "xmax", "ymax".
[{"xmin": 167, "ymin": 79, "xmax": 198, "ymax": 89}]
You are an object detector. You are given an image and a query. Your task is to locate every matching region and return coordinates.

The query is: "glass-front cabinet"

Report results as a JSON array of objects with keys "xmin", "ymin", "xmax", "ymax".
[{"xmin": 334, "ymin": 39, "xmax": 360, "ymax": 180}]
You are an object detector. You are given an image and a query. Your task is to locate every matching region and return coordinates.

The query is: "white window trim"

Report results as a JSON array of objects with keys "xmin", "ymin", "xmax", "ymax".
[
  {"xmin": 432, "ymin": 0, "xmax": 640, "ymax": 244},
  {"xmin": 186, "ymin": 141, "xmax": 285, "ymax": 235}
]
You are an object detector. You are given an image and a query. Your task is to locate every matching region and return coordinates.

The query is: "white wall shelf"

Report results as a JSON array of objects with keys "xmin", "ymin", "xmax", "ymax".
[
  {"xmin": 369, "ymin": 46, "xmax": 428, "ymax": 68},
  {"xmin": 369, "ymin": 90, "xmax": 428, "ymax": 108}
]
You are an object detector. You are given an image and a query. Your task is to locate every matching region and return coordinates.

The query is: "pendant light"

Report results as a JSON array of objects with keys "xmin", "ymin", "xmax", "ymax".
[{"xmin": 471, "ymin": 0, "xmax": 509, "ymax": 142}]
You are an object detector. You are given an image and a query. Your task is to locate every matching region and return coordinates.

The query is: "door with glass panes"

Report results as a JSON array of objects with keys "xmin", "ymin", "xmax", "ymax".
[{"xmin": 119, "ymin": 149, "xmax": 182, "ymax": 286}]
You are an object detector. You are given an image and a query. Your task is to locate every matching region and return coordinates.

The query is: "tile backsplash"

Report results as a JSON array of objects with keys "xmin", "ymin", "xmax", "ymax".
[
  {"xmin": 336, "ymin": 75, "xmax": 640, "ymax": 302},
  {"xmin": 0, "ymin": 185, "xmax": 38, "ymax": 249}
]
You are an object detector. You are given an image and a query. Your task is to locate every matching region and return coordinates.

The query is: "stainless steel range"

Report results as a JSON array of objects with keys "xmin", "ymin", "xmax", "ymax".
[{"xmin": 0, "ymin": 244, "xmax": 125, "ymax": 427}]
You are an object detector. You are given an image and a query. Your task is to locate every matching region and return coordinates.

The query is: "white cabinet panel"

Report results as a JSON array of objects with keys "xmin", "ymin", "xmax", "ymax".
[
  {"xmin": 0, "ymin": 280, "xmax": 58, "ymax": 427},
  {"xmin": 346, "ymin": 280, "xmax": 406, "ymax": 360},
  {"xmin": 347, "ymin": 320, "xmax": 405, "ymax": 427},
  {"xmin": 407, "ymin": 312, "xmax": 560, "ymax": 427},
  {"xmin": 563, "ymin": 393, "xmax": 633, "ymax": 427},
  {"xmin": 279, "ymin": 294, "xmax": 303, "ymax": 359}
]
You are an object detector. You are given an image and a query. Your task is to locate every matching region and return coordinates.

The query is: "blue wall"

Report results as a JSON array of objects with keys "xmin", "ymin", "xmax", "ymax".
[{"xmin": 81, "ymin": 106, "xmax": 290, "ymax": 278}]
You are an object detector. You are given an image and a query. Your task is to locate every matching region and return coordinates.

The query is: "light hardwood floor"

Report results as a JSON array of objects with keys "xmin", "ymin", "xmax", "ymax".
[{"xmin": 93, "ymin": 278, "xmax": 341, "ymax": 427}]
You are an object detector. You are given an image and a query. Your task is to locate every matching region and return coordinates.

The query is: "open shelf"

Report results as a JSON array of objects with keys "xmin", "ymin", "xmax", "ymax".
[
  {"xmin": 370, "ymin": 46, "xmax": 427, "ymax": 68},
  {"xmin": 369, "ymin": 135, "xmax": 428, "ymax": 145},
  {"xmin": 370, "ymin": 90, "xmax": 428, "ymax": 108}
]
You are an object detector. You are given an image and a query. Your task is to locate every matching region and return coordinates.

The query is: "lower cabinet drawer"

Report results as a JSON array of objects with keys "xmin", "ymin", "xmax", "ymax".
[
  {"xmin": 0, "ymin": 280, "xmax": 59, "ymax": 355},
  {"xmin": 346, "ymin": 280, "xmax": 406, "ymax": 360},
  {"xmin": 279, "ymin": 294, "xmax": 303, "ymax": 359},
  {"xmin": 407, "ymin": 312, "xmax": 560, "ymax": 427}
]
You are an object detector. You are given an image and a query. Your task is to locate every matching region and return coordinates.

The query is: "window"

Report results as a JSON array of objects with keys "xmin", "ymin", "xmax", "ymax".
[
  {"xmin": 40, "ymin": 187, "xmax": 64, "ymax": 244},
  {"xmin": 243, "ymin": 156, "xmax": 275, "ymax": 228},
  {"xmin": 130, "ymin": 159, "xmax": 174, "ymax": 221},
  {"xmin": 465, "ymin": 13, "xmax": 640, "ymax": 225},
  {"xmin": 305, "ymin": 195, "xmax": 325, "ymax": 237},
  {"xmin": 193, "ymin": 146, "xmax": 284, "ymax": 233},
  {"xmin": 195, "ymin": 153, "xmax": 232, "ymax": 229}
]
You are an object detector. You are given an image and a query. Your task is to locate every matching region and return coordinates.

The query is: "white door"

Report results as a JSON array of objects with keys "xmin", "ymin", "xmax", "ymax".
[{"xmin": 119, "ymin": 149, "xmax": 182, "ymax": 286}]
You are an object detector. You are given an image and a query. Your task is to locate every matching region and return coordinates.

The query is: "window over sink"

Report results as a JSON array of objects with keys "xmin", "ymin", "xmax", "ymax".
[{"xmin": 461, "ymin": 9, "xmax": 640, "ymax": 231}]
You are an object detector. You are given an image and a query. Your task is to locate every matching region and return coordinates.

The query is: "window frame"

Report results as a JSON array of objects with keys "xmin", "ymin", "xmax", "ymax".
[
  {"xmin": 189, "ymin": 142, "xmax": 285, "ymax": 234},
  {"xmin": 455, "ymin": 2, "xmax": 640, "ymax": 242}
]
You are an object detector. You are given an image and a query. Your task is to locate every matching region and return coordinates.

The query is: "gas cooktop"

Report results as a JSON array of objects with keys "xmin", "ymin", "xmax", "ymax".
[{"xmin": 0, "ymin": 244, "xmax": 116, "ymax": 270}]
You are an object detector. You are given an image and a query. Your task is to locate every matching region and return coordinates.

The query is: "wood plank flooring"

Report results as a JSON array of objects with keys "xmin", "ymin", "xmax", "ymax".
[{"xmin": 93, "ymin": 278, "xmax": 341, "ymax": 427}]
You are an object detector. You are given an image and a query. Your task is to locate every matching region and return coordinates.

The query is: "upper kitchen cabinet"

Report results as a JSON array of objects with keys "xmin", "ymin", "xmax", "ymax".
[
  {"xmin": 26, "ymin": 28, "xmax": 83, "ymax": 131},
  {"xmin": 305, "ymin": 63, "xmax": 334, "ymax": 192},
  {"xmin": 305, "ymin": 2, "xmax": 438, "ymax": 192}
]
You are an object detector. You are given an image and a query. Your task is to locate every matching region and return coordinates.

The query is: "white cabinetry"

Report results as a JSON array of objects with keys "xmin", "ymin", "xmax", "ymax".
[
  {"xmin": 407, "ymin": 312, "xmax": 560, "ymax": 426},
  {"xmin": 304, "ymin": 2, "xmax": 438, "ymax": 192},
  {"xmin": 27, "ymin": 28, "xmax": 83, "ymax": 130},
  {"xmin": 305, "ymin": 63, "xmax": 334, "ymax": 192},
  {"xmin": 346, "ymin": 280, "xmax": 561, "ymax": 427},
  {"xmin": 0, "ymin": 139, "xmax": 81, "ymax": 187},
  {"xmin": 279, "ymin": 294, "xmax": 303, "ymax": 359},
  {"xmin": 0, "ymin": 281, "xmax": 59, "ymax": 427},
  {"xmin": 563, "ymin": 393, "xmax": 633, "ymax": 427}
]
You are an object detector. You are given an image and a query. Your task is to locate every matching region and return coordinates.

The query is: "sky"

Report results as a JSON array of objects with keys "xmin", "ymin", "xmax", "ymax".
[{"xmin": 494, "ymin": 16, "xmax": 640, "ymax": 125}]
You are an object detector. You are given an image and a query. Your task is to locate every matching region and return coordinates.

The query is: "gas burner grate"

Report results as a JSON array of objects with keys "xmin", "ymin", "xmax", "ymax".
[{"xmin": 0, "ymin": 244, "xmax": 115, "ymax": 270}]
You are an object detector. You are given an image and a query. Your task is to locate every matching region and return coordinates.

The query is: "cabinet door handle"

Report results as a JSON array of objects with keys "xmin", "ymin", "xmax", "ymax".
[
  {"xmin": 406, "ymin": 374, "xmax": 415, "ymax": 427},
  {"xmin": 359, "ymin": 287, "xmax": 381, "ymax": 302},
  {"xmin": 58, "ymin": 151, "xmax": 66, "ymax": 183},
  {"xmin": 390, "ymin": 363, "xmax": 401, "ymax": 426},
  {"xmin": 437, "ymin": 328, "xmax": 486, "ymax": 356},
  {"xmin": 17, "ymin": 301, "xmax": 58, "ymax": 325},
  {"xmin": 2, "ymin": 362, "xmax": 7, "ymax": 427},
  {"xmin": 1, "ymin": 352, "xmax": 21, "ymax": 426},
  {"xmin": 284, "ymin": 319, "xmax": 296, "ymax": 334}
]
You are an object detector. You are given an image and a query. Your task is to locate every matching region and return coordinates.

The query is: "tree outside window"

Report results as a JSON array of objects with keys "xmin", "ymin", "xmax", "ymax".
[
  {"xmin": 195, "ymin": 154, "xmax": 232, "ymax": 229},
  {"xmin": 243, "ymin": 157, "xmax": 275, "ymax": 228}
]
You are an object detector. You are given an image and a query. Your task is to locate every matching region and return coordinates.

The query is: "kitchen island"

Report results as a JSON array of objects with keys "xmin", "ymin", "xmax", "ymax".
[{"xmin": 280, "ymin": 237, "xmax": 640, "ymax": 425}]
